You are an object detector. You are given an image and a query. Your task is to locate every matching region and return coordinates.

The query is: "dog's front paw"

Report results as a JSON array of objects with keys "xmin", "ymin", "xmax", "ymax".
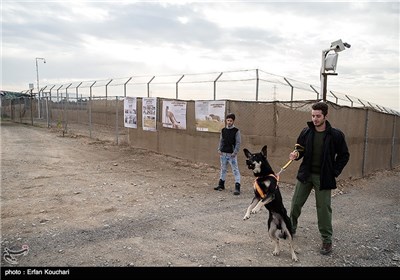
[
  {"xmin": 292, "ymin": 255, "xmax": 299, "ymax": 262},
  {"xmin": 272, "ymin": 249, "xmax": 280, "ymax": 256},
  {"xmin": 251, "ymin": 206, "xmax": 261, "ymax": 214},
  {"xmin": 243, "ymin": 214, "xmax": 250, "ymax": 220}
]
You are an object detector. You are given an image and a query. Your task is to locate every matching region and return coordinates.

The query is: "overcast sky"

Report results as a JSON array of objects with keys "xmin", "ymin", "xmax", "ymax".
[{"xmin": 2, "ymin": 0, "xmax": 399, "ymax": 111}]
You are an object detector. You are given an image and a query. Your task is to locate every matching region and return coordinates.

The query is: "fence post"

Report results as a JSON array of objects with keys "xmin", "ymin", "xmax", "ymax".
[
  {"xmin": 18, "ymin": 98, "xmax": 21, "ymax": 123},
  {"xmin": 89, "ymin": 81, "xmax": 96, "ymax": 139},
  {"xmin": 56, "ymin": 85, "xmax": 63, "ymax": 102},
  {"xmin": 30, "ymin": 90, "xmax": 33, "ymax": 125},
  {"xmin": 214, "ymin": 72, "xmax": 223, "ymax": 100},
  {"xmin": 45, "ymin": 96, "xmax": 49, "ymax": 128},
  {"xmin": 362, "ymin": 109, "xmax": 370, "ymax": 176},
  {"xmin": 310, "ymin": 85, "xmax": 319, "ymax": 100},
  {"xmin": 65, "ymin": 83, "xmax": 72, "ymax": 134},
  {"xmin": 284, "ymin": 77, "xmax": 294, "ymax": 103},
  {"xmin": 390, "ymin": 115, "xmax": 396, "ymax": 169},
  {"xmin": 124, "ymin": 77, "xmax": 132, "ymax": 97},
  {"xmin": 115, "ymin": 96, "xmax": 119, "ymax": 145},
  {"xmin": 147, "ymin": 76, "xmax": 155, "ymax": 97},
  {"xmin": 255, "ymin": 69, "xmax": 259, "ymax": 101},
  {"xmin": 345, "ymin": 95, "xmax": 353, "ymax": 107},
  {"xmin": 329, "ymin": 91, "xmax": 338, "ymax": 104},
  {"xmin": 176, "ymin": 75, "xmax": 185, "ymax": 99},
  {"xmin": 49, "ymin": 85, "xmax": 55, "ymax": 101},
  {"xmin": 105, "ymin": 79, "xmax": 113, "ymax": 126},
  {"xmin": 76, "ymin": 82, "xmax": 82, "ymax": 124}
]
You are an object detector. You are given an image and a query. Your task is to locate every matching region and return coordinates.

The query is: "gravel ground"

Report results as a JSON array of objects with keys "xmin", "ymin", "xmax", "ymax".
[{"xmin": 1, "ymin": 120, "xmax": 399, "ymax": 272}]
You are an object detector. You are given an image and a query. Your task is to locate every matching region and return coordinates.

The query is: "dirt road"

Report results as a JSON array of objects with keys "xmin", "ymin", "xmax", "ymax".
[{"xmin": 1, "ymin": 120, "xmax": 399, "ymax": 268}]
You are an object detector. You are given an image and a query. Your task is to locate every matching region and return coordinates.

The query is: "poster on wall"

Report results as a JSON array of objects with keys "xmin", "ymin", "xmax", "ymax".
[
  {"xmin": 124, "ymin": 97, "xmax": 137, "ymax": 128},
  {"xmin": 142, "ymin": 97, "xmax": 157, "ymax": 131},
  {"xmin": 162, "ymin": 100, "xmax": 187, "ymax": 130},
  {"xmin": 195, "ymin": 100, "xmax": 226, "ymax": 132}
]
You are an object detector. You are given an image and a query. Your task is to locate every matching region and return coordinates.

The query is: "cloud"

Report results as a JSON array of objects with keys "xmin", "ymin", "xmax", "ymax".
[{"xmin": 1, "ymin": 1, "xmax": 399, "ymax": 111}]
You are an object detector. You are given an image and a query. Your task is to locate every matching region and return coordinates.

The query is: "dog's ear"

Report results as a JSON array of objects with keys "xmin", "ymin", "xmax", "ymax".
[
  {"xmin": 261, "ymin": 145, "xmax": 268, "ymax": 157},
  {"xmin": 243, "ymin": 148, "xmax": 252, "ymax": 159}
]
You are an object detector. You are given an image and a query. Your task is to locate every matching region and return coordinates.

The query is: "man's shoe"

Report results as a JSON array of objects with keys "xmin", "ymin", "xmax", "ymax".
[
  {"xmin": 233, "ymin": 183, "xmax": 240, "ymax": 195},
  {"xmin": 320, "ymin": 242, "xmax": 332, "ymax": 255},
  {"xmin": 214, "ymin": 179, "xmax": 225, "ymax": 191}
]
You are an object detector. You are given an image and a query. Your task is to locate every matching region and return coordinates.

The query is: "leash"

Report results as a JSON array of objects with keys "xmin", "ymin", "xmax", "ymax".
[
  {"xmin": 254, "ymin": 144, "xmax": 305, "ymax": 198},
  {"xmin": 276, "ymin": 144, "xmax": 305, "ymax": 177}
]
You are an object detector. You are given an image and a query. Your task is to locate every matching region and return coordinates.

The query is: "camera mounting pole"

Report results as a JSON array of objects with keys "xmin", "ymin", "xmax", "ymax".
[{"xmin": 320, "ymin": 39, "xmax": 350, "ymax": 102}]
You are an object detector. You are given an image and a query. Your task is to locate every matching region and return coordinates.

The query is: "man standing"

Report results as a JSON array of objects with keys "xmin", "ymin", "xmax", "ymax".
[
  {"xmin": 289, "ymin": 102, "xmax": 350, "ymax": 255},
  {"xmin": 214, "ymin": 113, "xmax": 241, "ymax": 195}
]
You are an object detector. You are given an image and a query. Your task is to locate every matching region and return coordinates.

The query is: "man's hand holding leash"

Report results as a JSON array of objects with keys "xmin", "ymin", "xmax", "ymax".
[{"xmin": 276, "ymin": 144, "xmax": 304, "ymax": 177}]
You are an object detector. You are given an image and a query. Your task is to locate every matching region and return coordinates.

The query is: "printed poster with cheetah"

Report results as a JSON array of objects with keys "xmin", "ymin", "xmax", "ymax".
[
  {"xmin": 195, "ymin": 100, "xmax": 225, "ymax": 132},
  {"xmin": 162, "ymin": 100, "xmax": 187, "ymax": 130}
]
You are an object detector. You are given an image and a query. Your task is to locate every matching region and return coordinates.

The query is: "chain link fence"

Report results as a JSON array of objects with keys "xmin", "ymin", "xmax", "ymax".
[
  {"xmin": 2, "ymin": 68, "xmax": 399, "ymax": 181},
  {"xmin": 16, "ymin": 69, "xmax": 400, "ymax": 116},
  {"xmin": 1, "ymin": 94, "xmax": 399, "ymax": 182}
]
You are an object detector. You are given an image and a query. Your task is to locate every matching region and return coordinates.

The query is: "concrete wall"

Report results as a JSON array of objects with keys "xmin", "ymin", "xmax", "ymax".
[
  {"xmin": 125, "ymin": 99, "xmax": 400, "ymax": 184},
  {"xmin": 14, "ymin": 98, "xmax": 398, "ymax": 184}
]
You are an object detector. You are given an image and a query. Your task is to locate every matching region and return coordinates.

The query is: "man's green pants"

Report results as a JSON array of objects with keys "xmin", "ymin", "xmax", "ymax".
[{"xmin": 290, "ymin": 173, "xmax": 332, "ymax": 244}]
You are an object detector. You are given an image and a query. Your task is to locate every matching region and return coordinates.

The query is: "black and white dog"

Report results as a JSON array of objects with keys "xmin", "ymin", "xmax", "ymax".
[{"xmin": 243, "ymin": 145, "xmax": 298, "ymax": 262}]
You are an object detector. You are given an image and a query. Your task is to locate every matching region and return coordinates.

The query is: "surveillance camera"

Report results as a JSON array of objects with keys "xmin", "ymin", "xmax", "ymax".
[
  {"xmin": 343, "ymin": 42, "xmax": 351, "ymax": 48},
  {"xmin": 330, "ymin": 39, "xmax": 346, "ymax": 52}
]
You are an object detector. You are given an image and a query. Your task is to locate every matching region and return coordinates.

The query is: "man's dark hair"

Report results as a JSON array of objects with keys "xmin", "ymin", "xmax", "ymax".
[
  {"xmin": 312, "ymin": 102, "xmax": 328, "ymax": 116},
  {"xmin": 226, "ymin": 113, "xmax": 236, "ymax": 121}
]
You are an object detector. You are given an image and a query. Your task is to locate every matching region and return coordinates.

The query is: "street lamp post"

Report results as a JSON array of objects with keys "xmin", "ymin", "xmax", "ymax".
[
  {"xmin": 36, "ymin": 57, "xmax": 46, "ymax": 118},
  {"xmin": 320, "ymin": 40, "xmax": 350, "ymax": 101}
]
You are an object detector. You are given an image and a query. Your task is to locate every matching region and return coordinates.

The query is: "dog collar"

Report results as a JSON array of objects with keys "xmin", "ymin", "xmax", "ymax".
[{"xmin": 253, "ymin": 174, "xmax": 279, "ymax": 199}]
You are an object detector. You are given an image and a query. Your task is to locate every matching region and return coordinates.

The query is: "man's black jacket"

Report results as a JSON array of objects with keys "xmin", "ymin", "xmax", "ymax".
[{"xmin": 295, "ymin": 120, "xmax": 350, "ymax": 190}]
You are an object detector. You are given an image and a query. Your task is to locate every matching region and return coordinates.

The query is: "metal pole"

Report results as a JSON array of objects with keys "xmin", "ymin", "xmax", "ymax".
[
  {"xmin": 89, "ymin": 81, "xmax": 96, "ymax": 138},
  {"xmin": 322, "ymin": 73, "xmax": 328, "ymax": 102},
  {"xmin": 345, "ymin": 95, "xmax": 354, "ymax": 107},
  {"xmin": 76, "ymin": 82, "xmax": 82, "ymax": 101},
  {"xmin": 310, "ymin": 85, "xmax": 320, "ymax": 100},
  {"xmin": 18, "ymin": 98, "xmax": 21, "ymax": 123},
  {"xmin": 35, "ymin": 57, "xmax": 46, "ymax": 118},
  {"xmin": 46, "ymin": 96, "xmax": 49, "ymax": 127},
  {"xmin": 49, "ymin": 85, "xmax": 55, "ymax": 101},
  {"xmin": 176, "ymin": 75, "xmax": 184, "ymax": 99},
  {"xmin": 283, "ymin": 77, "xmax": 294, "ymax": 102},
  {"xmin": 255, "ymin": 69, "xmax": 259, "ymax": 101},
  {"xmin": 56, "ymin": 85, "xmax": 63, "ymax": 102},
  {"xmin": 76, "ymin": 82, "xmax": 82, "ymax": 124},
  {"xmin": 36, "ymin": 59, "xmax": 39, "ymax": 118},
  {"xmin": 362, "ymin": 109, "xmax": 370, "ymax": 176},
  {"xmin": 147, "ymin": 76, "xmax": 155, "ymax": 97},
  {"xmin": 30, "ymin": 89, "xmax": 33, "ymax": 125},
  {"xmin": 41, "ymin": 86, "xmax": 49, "ymax": 127},
  {"xmin": 213, "ymin": 72, "xmax": 223, "ymax": 100},
  {"xmin": 320, "ymin": 50, "xmax": 328, "ymax": 101},
  {"xmin": 390, "ymin": 116, "xmax": 396, "ymax": 169},
  {"xmin": 124, "ymin": 77, "xmax": 132, "ymax": 97},
  {"xmin": 105, "ymin": 79, "xmax": 113, "ymax": 99},
  {"xmin": 65, "ymin": 83, "xmax": 72, "ymax": 134},
  {"xmin": 115, "ymin": 96, "xmax": 119, "ymax": 145},
  {"xmin": 329, "ymin": 91, "xmax": 338, "ymax": 104}
]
